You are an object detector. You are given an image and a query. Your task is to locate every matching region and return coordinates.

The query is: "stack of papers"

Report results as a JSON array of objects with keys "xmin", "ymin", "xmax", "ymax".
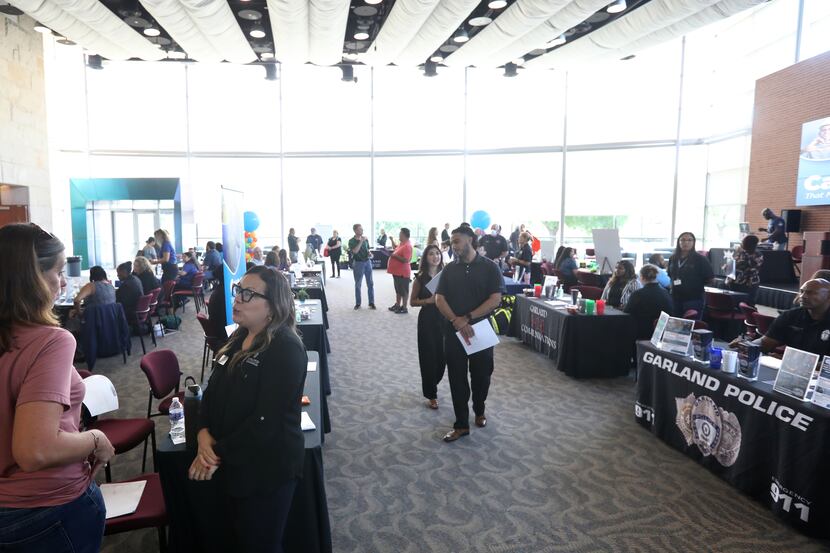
[{"xmin": 455, "ymin": 320, "xmax": 500, "ymax": 355}]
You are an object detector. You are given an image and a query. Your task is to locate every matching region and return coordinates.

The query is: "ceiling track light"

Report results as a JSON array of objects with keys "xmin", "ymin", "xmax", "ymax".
[
  {"xmin": 143, "ymin": 27, "xmax": 160, "ymax": 37},
  {"xmin": 365, "ymin": 0, "xmax": 382, "ymax": 5},
  {"xmin": 354, "ymin": 31, "xmax": 370, "ymax": 40},
  {"xmin": 453, "ymin": 28, "xmax": 469, "ymax": 43},
  {"xmin": 86, "ymin": 54, "xmax": 103, "ymax": 70},
  {"xmin": 340, "ymin": 65, "xmax": 356, "ymax": 82},
  {"xmin": 503, "ymin": 62, "xmax": 518, "ymax": 77},
  {"xmin": 546, "ymin": 33, "xmax": 566, "ymax": 47},
  {"xmin": 429, "ymin": 54, "xmax": 444, "ymax": 63},
  {"xmin": 33, "ymin": 22, "xmax": 52, "ymax": 34},
  {"xmin": 264, "ymin": 63, "xmax": 278, "ymax": 81},
  {"xmin": 424, "ymin": 60, "xmax": 437, "ymax": 77},
  {"xmin": 249, "ymin": 23, "xmax": 266, "ymax": 39},
  {"xmin": 606, "ymin": 0, "xmax": 626, "ymax": 14},
  {"xmin": 488, "ymin": 0, "xmax": 507, "ymax": 9}
]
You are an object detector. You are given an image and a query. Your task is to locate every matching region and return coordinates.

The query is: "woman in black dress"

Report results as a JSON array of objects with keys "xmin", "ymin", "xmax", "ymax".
[
  {"xmin": 327, "ymin": 230, "xmax": 342, "ymax": 278},
  {"xmin": 409, "ymin": 244, "xmax": 446, "ymax": 409},
  {"xmin": 190, "ymin": 266, "xmax": 306, "ymax": 553}
]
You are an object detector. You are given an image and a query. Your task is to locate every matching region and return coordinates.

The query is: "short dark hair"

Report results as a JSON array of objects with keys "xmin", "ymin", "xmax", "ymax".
[
  {"xmin": 640, "ymin": 264, "xmax": 659, "ymax": 282},
  {"xmin": 146, "ymin": 237, "xmax": 156, "ymax": 244},
  {"xmin": 648, "ymin": 253, "xmax": 664, "ymax": 265},
  {"xmin": 117, "ymin": 261, "xmax": 132, "ymax": 274},
  {"xmin": 206, "ymin": 241, "xmax": 215, "ymax": 250},
  {"xmin": 741, "ymin": 234, "xmax": 759, "ymax": 253},
  {"xmin": 89, "ymin": 266, "xmax": 107, "ymax": 282},
  {"xmin": 353, "ymin": 223, "xmax": 361, "ymax": 232},
  {"xmin": 215, "ymin": 242, "xmax": 223, "ymax": 252},
  {"xmin": 452, "ymin": 225, "xmax": 476, "ymax": 239},
  {"xmin": 400, "ymin": 227, "xmax": 410, "ymax": 239}
]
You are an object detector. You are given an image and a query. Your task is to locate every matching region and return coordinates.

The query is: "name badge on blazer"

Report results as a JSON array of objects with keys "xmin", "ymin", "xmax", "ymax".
[
  {"xmin": 217, "ymin": 354, "xmax": 229, "ymax": 366},
  {"xmin": 245, "ymin": 356, "xmax": 260, "ymax": 367}
]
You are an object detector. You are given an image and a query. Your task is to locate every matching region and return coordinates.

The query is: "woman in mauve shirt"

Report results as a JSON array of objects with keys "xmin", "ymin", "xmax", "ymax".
[{"xmin": 0, "ymin": 223, "xmax": 115, "ymax": 553}]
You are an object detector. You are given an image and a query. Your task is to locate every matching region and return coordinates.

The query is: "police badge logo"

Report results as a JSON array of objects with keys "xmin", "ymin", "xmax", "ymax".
[
  {"xmin": 675, "ymin": 394, "xmax": 695, "ymax": 446},
  {"xmin": 691, "ymin": 396, "xmax": 721, "ymax": 457},
  {"xmin": 675, "ymin": 394, "xmax": 743, "ymax": 466},
  {"xmin": 715, "ymin": 410, "xmax": 742, "ymax": 467}
]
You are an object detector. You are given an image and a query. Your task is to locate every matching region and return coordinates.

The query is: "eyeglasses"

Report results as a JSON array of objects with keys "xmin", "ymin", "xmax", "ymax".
[{"xmin": 231, "ymin": 283, "xmax": 268, "ymax": 303}]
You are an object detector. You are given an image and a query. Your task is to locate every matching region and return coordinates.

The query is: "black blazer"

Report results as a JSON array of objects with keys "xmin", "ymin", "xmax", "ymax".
[
  {"xmin": 199, "ymin": 326, "xmax": 307, "ymax": 497},
  {"xmin": 625, "ymin": 282, "xmax": 673, "ymax": 340}
]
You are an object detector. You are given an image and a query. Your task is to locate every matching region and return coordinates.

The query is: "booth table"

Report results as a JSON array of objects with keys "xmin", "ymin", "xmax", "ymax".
[
  {"xmin": 635, "ymin": 341, "xmax": 830, "ymax": 537},
  {"xmin": 370, "ymin": 248, "xmax": 389, "ymax": 269},
  {"xmin": 513, "ymin": 295, "xmax": 636, "ymax": 378},
  {"xmin": 157, "ymin": 351, "xmax": 332, "ymax": 553},
  {"xmin": 297, "ymin": 300, "xmax": 331, "ymax": 434},
  {"xmin": 293, "ymin": 276, "xmax": 329, "ymax": 329}
]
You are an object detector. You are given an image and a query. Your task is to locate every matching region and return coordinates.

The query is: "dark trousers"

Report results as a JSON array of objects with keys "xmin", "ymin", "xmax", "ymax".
[
  {"xmin": 330, "ymin": 253, "xmax": 340, "ymax": 277},
  {"xmin": 417, "ymin": 309, "xmax": 446, "ymax": 400},
  {"xmin": 208, "ymin": 479, "xmax": 297, "ymax": 553},
  {"xmin": 672, "ymin": 297, "xmax": 704, "ymax": 319},
  {"xmin": 0, "ymin": 483, "xmax": 106, "ymax": 553},
  {"xmin": 445, "ymin": 333, "xmax": 494, "ymax": 429}
]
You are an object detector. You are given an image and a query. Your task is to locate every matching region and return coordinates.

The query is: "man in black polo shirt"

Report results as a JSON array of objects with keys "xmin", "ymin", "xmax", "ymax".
[
  {"xmin": 435, "ymin": 226, "xmax": 504, "ymax": 442},
  {"xmin": 115, "ymin": 261, "xmax": 144, "ymax": 326},
  {"xmin": 478, "ymin": 224, "xmax": 509, "ymax": 267},
  {"xmin": 749, "ymin": 279, "xmax": 830, "ymax": 356}
]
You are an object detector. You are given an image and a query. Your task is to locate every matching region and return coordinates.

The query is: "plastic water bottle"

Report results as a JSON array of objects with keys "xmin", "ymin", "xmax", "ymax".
[{"xmin": 169, "ymin": 397, "xmax": 185, "ymax": 442}]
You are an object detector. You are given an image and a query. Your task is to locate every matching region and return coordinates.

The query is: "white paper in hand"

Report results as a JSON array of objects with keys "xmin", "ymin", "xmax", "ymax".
[
  {"xmin": 307, "ymin": 361, "xmax": 317, "ymax": 372},
  {"xmin": 101, "ymin": 480, "xmax": 147, "ymax": 519},
  {"xmin": 301, "ymin": 411, "xmax": 316, "ymax": 431},
  {"xmin": 82, "ymin": 375, "xmax": 119, "ymax": 417},
  {"xmin": 456, "ymin": 319, "xmax": 500, "ymax": 355},
  {"xmin": 425, "ymin": 269, "xmax": 443, "ymax": 296}
]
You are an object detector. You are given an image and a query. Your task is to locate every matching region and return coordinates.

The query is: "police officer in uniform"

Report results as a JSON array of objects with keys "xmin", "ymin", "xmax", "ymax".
[{"xmin": 733, "ymin": 279, "xmax": 830, "ymax": 356}]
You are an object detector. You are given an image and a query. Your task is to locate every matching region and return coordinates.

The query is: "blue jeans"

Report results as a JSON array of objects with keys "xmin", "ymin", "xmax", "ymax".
[
  {"xmin": 0, "ymin": 482, "xmax": 106, "ymax": 553},
  {"xmin": 352, "ymin": 260, "xmax": 374, "ymax": 306}
]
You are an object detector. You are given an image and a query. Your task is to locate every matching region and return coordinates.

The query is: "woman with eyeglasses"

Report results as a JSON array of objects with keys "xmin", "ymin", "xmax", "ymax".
[
  {"xmin": 0, "ymin": 223, "xmax": 115, "ymax": 552},
  {"xmin": 601, "ymin": 260, "xmax": 641, "ymax": 310},
  {"xmin": 190, "ymin": 266, "xmax": 307, "ymax": 553},
  {"xmin": 667, "ymin": 232, "xmax": 714, "ymax": 319}
]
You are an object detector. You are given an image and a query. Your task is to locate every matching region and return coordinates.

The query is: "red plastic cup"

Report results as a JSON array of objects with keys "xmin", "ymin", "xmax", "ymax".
[
  {"xmin": 596, "ymin": 299, "xmax": 605, "ymax": 315},
  {"xmin": 534, "ymin": 284, "xmax": 542, "ymax": 298}
]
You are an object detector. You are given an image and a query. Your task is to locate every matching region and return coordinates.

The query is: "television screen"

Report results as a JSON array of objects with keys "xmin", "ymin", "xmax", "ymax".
[{"xmin": 796, "ymin": 116, "xmax": 830, "ymax": 206}]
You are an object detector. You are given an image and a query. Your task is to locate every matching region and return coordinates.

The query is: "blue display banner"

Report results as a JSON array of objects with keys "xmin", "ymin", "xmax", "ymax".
[
  {"xmin": 796, "ymin": 116, "xmax": 830, "ymax": 206},
  {"xmin": 221, "ymin": 187, "xmax": 245, "ymax": 327}
]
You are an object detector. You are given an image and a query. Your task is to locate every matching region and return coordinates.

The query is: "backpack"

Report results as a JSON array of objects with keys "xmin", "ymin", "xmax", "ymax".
[
  {"xmin": 489, "ymin": 307, "xmax": 512, "ymax": 335},
  {"xmin": 161, "ymin": 314, "xmax": 182, "ymax": 330}
]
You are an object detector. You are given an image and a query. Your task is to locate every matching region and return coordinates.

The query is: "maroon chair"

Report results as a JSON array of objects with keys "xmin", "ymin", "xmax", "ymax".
[
  {"xmin": 104, "ymin": 473, "xmax": 169, "ymax": 553},
  {"xmin": 135, "ymin": 293, "xmax": 155, "ymax": 355},
  {"xmin": 156, "ymin": 280, "xmax": 178, "ymax": 321},
  {"xmin": 791, "ymin": 245, "xmax": 804, "ymax": 276},
  {"xmin": 575, "ymin": 285, "xmax": 603, "ymax": 300},
  {"xmin": 87, "ymin": 418, "xmax": 156, "ymax": 482},
  {"xmin": 692, "ymin": 320, "xmax": 709, "ymax": 330},
  {"xmin": 585, "ymin": 248, "xmax": 595, "ymax": 257},
  {"xmin": 705, "ymin": 292, "xmax": 745, "ymax": 322},
  {"xmin": 739, "ymin": 302, "xmax": 758, "ymax": 338},
  {"xmin": 196, "ymin": 313, "xmax": 227, "ymax": 382},
  {"xmin": 140, "ymin": 349, "xmax": 183, "ymax": 419},
  {"xmin": 172, "ymin": 272, "xmax": 206, "ymax": 314},
  {"xmin": 753, "ymin": 312, "xmax": 776, "ymax": 336}
]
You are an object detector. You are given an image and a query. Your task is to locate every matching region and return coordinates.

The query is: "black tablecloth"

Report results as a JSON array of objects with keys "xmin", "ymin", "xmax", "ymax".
[
  {"xmin": 760, "ymin": 250, "xmax": 796, "ymax": 285},
  {"xmin": 513, "ymin": 295, "xmax": 636, "ymax": 378},
  {"xmin": 157, "ymin": 357, "xmax": 331, "ymax": 553},
  {"xmin": 635, "ymin": 341, "xmax": 830, "ymax": 537},
  {"xmin": 370, "ymin": 249, "xmax": 389, "ymax": 269},
  {"xmin": 293, "ymin": 277, "xmax": 329, "ymax": 329},
  {"xmin": 299, "ymin": 320, "xmax": 331, "ymax": 434}
]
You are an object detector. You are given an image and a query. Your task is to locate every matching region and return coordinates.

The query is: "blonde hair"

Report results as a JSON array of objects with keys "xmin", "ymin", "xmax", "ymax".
[
  {"xmin": 154, "ymin": 228, "xmax": 171, "ymax": 245},
  {"xmin": 134, "ymin": 255, "xmax": 152, "ymax": 273}
]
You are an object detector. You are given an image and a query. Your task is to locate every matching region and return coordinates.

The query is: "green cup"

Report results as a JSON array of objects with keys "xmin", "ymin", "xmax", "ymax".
[{"xmin": 585, "ymin": 299, "xmax": 595, "ymax": 315}]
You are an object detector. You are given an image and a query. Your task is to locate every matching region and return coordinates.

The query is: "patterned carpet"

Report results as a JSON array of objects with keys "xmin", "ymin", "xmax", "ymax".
[{"xmin": 96, "ymin": 270, "xmax": 830, "ymax": 553}]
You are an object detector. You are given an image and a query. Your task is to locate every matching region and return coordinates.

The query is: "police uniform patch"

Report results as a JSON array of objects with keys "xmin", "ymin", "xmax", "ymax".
[
  {"xmin": 675, "ymin": 394, "xmax": 695, "ymax": 446},
  {"xmin": 714, "ymin": 410, "xmax": 742, "ymax": 467},
  {"xmin": 691, "ymin": 396, "xmax": 721, "ymax": 457}
]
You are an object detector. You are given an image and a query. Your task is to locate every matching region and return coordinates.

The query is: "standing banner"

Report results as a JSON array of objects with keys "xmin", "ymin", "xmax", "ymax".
[
  {"xmin": 221, "ymin": 187, "xmax": 245, "ymax": 327},
  {"xmin": 591, "ymin": 228, "xmax": 621, "ymax": 275}
]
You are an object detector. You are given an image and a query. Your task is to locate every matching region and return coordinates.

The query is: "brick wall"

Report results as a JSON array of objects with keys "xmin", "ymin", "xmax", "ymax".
[
  {"xmin": 0, "ymin": 15, "xmax": 51, "ymax": 227},
  {"xmin": 746, "ymin": 50, "xmax": 830, "ymax": 246}
]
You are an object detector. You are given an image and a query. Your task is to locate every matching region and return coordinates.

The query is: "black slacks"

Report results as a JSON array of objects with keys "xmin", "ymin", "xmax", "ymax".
[
  {"xmin": 445, "ymin": 332, "xmax": 494, "ymax": 429},
  {"xmin": 417, "ymin": 308, "xmax": 446, "ymax": 400},
  {"xmin": 330, "ymin": 252, "xmax": 340, "ymax": 277},
  {"xmin": 205, "ymin": 479, "xmax": 297, "ymax": 553}
]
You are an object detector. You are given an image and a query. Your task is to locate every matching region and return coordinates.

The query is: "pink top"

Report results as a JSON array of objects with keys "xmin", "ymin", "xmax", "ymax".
[
  {"xmin": 387, "ymin": 240, "xmax": 413, "ymax": 278},
  {"xmin": 0, "ymin": 325, "xmax": 90, "ymax": 508}
]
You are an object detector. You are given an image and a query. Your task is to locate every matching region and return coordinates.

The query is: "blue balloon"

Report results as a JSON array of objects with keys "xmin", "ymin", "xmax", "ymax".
[
  {"xmin": 470, "ymin": 210, "xmax": 491, "ymax": 230},
  {"xmin": 243, "ymin": 211, "xmax": 260, "ymax": 233}
]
